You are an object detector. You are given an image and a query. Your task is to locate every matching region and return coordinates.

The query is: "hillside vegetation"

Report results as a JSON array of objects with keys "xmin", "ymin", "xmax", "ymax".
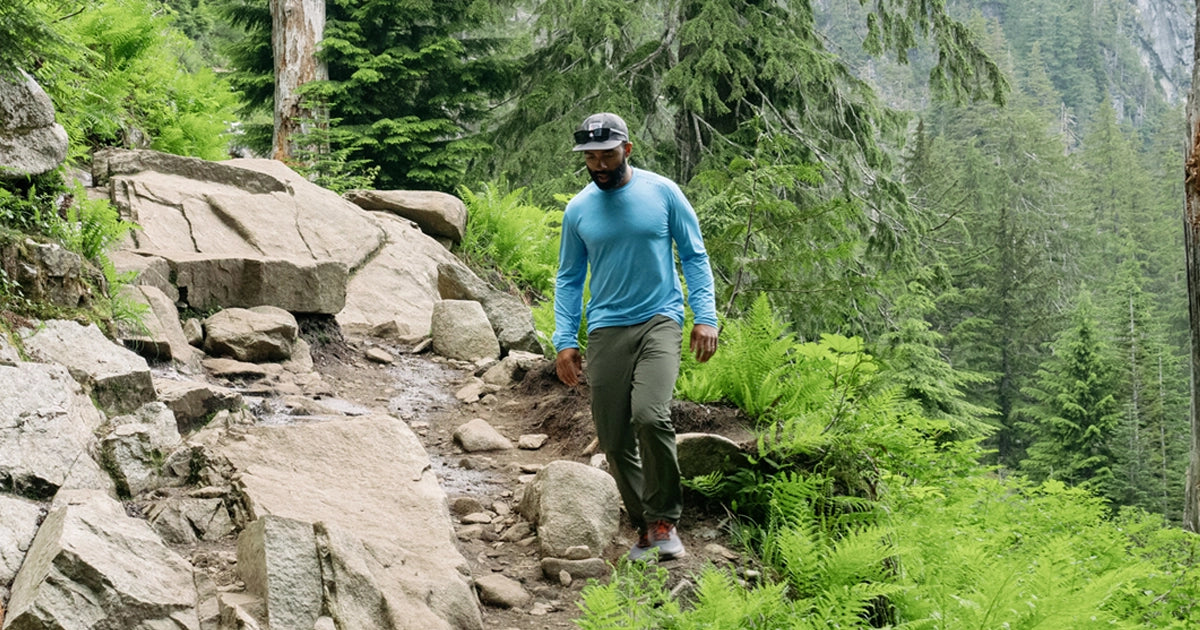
[{"xmin": 3, "ymin": 0, "xmax": 1200, "ymax": 626}]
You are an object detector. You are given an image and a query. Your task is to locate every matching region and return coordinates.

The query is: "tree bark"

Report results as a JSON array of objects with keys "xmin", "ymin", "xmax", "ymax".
[
  {"xmin": 1181, "ymin": 0, "xmax": 1200, "ymax": 532},
  {"xmin": 270, "ymin": 0, "xmax": 327, "ymax": 162}
]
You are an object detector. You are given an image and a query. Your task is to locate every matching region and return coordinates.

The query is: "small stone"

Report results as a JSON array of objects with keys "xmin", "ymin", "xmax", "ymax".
[
  {"xmin": 493, "ymin": 501, "xmax": 511, "ymax": 516},
  {"xmin": 529, "ymin": 602, "xmax": 554, "ymax": 616},
  {"xmin": 365, "ymin": 347, "xmax": 395, "ymax": 364},
  {"xmin": 475, "ymin": 574, "xmax": 532, "ymax": 609},
  {"xmin": 517, "ymin": 474, "xmax": 537, "ymax": 484},
  {"xmin": 462, "ymin": 512, "xmax": 494, "ymax": 524},
  {"xmin": 519, "ymin": 463, "xmax": 543, "ymax": 474},
  {"xmin": 449, "ymin": 496, "xmax": 486, "ymax": 516},
  {"xmin": 589, "ymin": 453, "xmax": 608, "ymax": 470},
  {"xmin": 500, "ymin": 522, "xmax": 534, "ymax": 543},
  {"xmin": 558, "ymin": 570, "xmax": 572, "ymax": 587},
  {"xmin": 457, "ymin": 525, "xmax": 486, "ymax": 540},
  {"xmin": 517, "ymin": 434, "xmax": 549, "ymax": 450},
  {"xmin": 704, "ymin": 543, "xmax": 740, "ymax": 561}
]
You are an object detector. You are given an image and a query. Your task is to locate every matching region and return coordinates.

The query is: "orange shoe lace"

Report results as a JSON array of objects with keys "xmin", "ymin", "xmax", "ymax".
[{"xmin": 649, "ymin": 520, "xmax": 674, "ymax": 542}]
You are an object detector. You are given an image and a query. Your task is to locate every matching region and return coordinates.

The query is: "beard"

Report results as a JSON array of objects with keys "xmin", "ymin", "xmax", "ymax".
[{"xmin": 589, "ymin": 158, "xmax": 629, "ymax": 190}]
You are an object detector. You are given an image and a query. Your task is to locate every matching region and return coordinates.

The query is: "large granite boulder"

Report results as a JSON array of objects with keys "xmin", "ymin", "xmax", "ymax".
[
  {"xmin": 517, "ymin": 460, "xmax": 621, "ymax": 559},
  {"xmin": 0, "ymin": 239, "xmax": 100, "ymax": 309},
  {"xmin": 0, "ymin": 362, "xmax": 110, "ymax": 498},
  {"xmin": 202, "ymin": 306, "xmax": 298, "ymax": 362},
  {"xmin": 0, "ymin": 71, "xmax": 68, "ymax": 178},
  {"xmin": 217, "ymin": 415, "xmax": 483, "ymax": 630},
  {"xmin": 336, "ymin": 212, "xmax": 468, "ymax": 337},
  {"xmin": 430, "ymin": 300, "xmax": 500, "ymax": 362},
  {"xmin": 0, "ymin": 495, "xmax": 44, "ymax": 603},
  {"xmin": 344, "ymin": 189, "xmax": 467, "ymax": 244},
  {"xmin": 21, "ymin": 319, "xmax": 156, "ymax": 415},
  {"xmin": 5, "ymin": 490, "xmax": 200, "ymax": 629},
  {"xmin": 437, "ymin": 263, "xmax": 543, "ymax": 355}
]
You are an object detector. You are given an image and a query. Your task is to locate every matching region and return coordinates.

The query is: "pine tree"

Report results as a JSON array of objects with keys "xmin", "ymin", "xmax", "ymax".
[
  {"xmin": 219, "ymin": 0, "xmax": 517, "ymax": 190},
  {"xmin": 1019, "ymin": 293, "xmax": 1122, "ymax": 502}
]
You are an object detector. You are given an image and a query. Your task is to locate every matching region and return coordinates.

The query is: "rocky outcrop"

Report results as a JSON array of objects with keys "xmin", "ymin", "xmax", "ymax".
[
  {"xmin": 345, "ymin": 189, "xmax": 468, "ymax": 244},
  {"xmin": 117, "ymin": 284, "xmax": 204, "ymax": 368},
  {"xmin": 22, "ymin": 320, "xmax": 156, "ymax": 415},
  {"xmin": 5, "ymin": 491, "xmax": 201, "ymax": 630},
  {"xmin": 336, "ymin": 211, "xmax": 468, "ymax": 337},
  {"xmin": 202, "ymin": 306, "xmax": 298, "ymax": 363},
  {"xmin": 0, "ymin": 71, "xmax": 68, "ymax": 179},
  {"xmin": 217, "ymin": 415, "xmax": 483, "ymax": 630},
  {"xmin": 0, "ymin": 362, "xmax": 109, "ymax": 498},
  {"xmin": 0, "ymin": 239, "xmax": 100, "ymax": 309}
]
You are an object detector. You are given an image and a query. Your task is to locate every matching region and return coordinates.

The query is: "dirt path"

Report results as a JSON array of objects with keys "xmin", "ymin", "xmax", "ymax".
[{"xmin": 314, "ymin": 336, "xmax": 751, "ymax": 630}]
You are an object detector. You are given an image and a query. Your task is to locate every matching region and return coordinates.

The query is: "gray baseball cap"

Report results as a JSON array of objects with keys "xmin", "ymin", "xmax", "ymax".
[{"xmin": 572, "ymin": 113, "xmax": 629, "ymax": 151}]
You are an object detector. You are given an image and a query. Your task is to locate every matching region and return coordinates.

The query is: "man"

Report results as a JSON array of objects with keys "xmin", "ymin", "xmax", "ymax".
[{"xmin": 553, "ymin": 112, "xmax": 719, "ymax": 561}]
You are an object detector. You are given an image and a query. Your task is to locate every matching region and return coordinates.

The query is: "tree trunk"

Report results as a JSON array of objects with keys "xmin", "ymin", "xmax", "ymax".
[
  {"xmin": 1181, "ymin": 0, "xmax": 1200, "ymax": 532},
  {"xmin": 270, "ymin": 0, "xmax": 327, "ymax": 162}
]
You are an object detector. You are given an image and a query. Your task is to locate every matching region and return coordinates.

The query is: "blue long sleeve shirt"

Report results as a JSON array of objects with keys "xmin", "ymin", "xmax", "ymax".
[{"xmin": 552, "ymin": 167, "xmax": 718, "ymax": 351}]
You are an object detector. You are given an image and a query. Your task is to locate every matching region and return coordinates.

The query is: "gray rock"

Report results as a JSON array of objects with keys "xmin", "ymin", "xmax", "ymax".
[
  {"xmin": 21, "ymin": 319, "xmax": 155, "ymax": 415},
  {"xmin": 431, "ymin": 300, "xmax": 500, "ymax": 362},
  {"xmin": 540, "ymin": 557, "xmax": 609, "ymax": 580},
  {"xmin": 365, "ymin": 347, "xmax": 394, "ymax": 364},
  {"xmin": 517, "ymin": 460, "xmax": 621, "ymax": 559},
  {"xmin": 453, "ymin": 418, "xmax": 514, "ymax": 452},
  {"xmin": 336, "ymin": 212, "xmax": 467, "ymax": 338},
  {"xmin": 154, "ymin": 377, "xmax": 244, "ymax": 434},
  {"xmin": 117, "ymin": 284, "xmax": 204, "ymax": 368},
  {"xmin": 676, "ymin": 432, "xmax": 749, "ymax": 479},
  {"xmin": 448, "ymin": 496, "xmax": 487, "ymax": 517},
  {"xmin": 482, "ymin": 351, "xmax": 545, "ymax": 386},
  {"xmin": 217, "ymin": 415, "xmax": 483, "ymax": 630},
  {"xmin": 147, "ymin": 496, "xmax": 234, "ymax": 544},
  {"xmin": 109, "ymin": 250, "xmax": 177, "ymax": 302},
  {"xmin": 101, "ymin": 402, "xmax": 182, "ymax": 496},
  {"xmin": 183, "ymin": 318, "xmax": 204, "ymax": 347},
  {"xmin": 168, "ymin": 253, "xmax": 348, "ymax": 315},
  {"xmin": 0, "ymin": 239, "xmax": 99, "ymax": 309},
  {"xmin": 217, "ymin": 592, "xmax": 266, "ymax": 630},
  {"xmin": 344, "ymin": 189, "xmax": 468, "ymax": 244},
  {"xmin": 474, "ymin": 574, "xmax": 532, "ymax": 609},
  {"xmin": 237, "ymin": 515, "xmax": 323, "ymax": 630},
  {"xmin": 0, "ymin": 495, "xmax": 43, "ymax": 602},
  {"xmin": 203, "ymin": 307, "xmax": 298, "ymax": 362},
  {"xmin": 0, "ymin": 362, "xmax": 107, "ymax": 498},
  {"xmin": 517, "ymin": 433, "xmax": 549, "ymax": 450},
  {"xmin": 438, "ymin": 263, "xmax": 544, "ymax": 355},
  {"xmin": 0, "ymin": 71, "xmax": 68, "ymax": 178},
  {"xmin": 5, "ymin": 491, "xmax": 200, "ymax": 629}
]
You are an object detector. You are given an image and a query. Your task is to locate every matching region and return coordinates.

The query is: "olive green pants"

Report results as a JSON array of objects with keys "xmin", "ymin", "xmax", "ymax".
[{"xmin": 586, "ymin": 315, "xmax": 682, "ymax": 530}]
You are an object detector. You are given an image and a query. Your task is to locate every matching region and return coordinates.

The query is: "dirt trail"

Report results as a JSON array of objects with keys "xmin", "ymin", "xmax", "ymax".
[{"xmin": 314, "ymin": 335, "xmax": 753, "ymax": 630}]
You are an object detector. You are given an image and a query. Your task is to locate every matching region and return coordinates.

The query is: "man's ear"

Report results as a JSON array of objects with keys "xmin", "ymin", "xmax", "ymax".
[{"xmin": 623, "ymin": 142, "xmax": 633, "ymax": 158}]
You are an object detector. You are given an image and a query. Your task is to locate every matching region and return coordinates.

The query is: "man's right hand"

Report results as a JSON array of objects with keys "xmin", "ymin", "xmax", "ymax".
[{"xmin": 556, "ymin": 348, "xmax": 583, "ymax": 386}]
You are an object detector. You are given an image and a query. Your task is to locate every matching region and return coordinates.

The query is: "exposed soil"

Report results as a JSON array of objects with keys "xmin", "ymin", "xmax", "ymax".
[{"xmin": 311, "ymin": 335, "xmax": 757, "ymax": 630}]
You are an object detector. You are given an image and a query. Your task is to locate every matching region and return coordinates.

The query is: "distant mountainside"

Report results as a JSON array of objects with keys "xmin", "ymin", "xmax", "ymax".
[{"xmin": 1127, "ymin": 0, "xmax": 1192, "ymax": 103}]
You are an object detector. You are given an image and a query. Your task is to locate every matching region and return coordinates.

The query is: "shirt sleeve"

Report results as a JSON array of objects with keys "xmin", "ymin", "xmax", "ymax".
[
  {"xmin": 552, "ymin": 209, "xmax": 588, "ymax": 351},
  {"xmin": 667, "ymin": 184, "xmax": 719, "ymax": 328}
]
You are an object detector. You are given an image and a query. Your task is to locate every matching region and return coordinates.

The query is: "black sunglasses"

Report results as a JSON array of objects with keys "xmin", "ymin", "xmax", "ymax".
[{"xmin": 574, "ymin": 127, "xmax": 624, "ymax": 144}]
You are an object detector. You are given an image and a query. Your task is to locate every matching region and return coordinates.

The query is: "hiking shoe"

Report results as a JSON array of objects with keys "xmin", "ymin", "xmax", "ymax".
[
  {"xmin": 648, "ymin": 520, "xmax": 686, "ymax": 560},
  {"xmin": 627, "ymin": 529, "xmax": 653, "ymax": 561}
]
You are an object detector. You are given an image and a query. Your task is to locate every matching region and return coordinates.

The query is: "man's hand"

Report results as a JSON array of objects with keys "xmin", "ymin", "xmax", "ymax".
[
  {"xmin": 690, "ymin": 323, "xmax": 719, "ymax": 363},
  {"xmin": 556, "ymin": 348, "xmax": 584, "ymax": 386}
]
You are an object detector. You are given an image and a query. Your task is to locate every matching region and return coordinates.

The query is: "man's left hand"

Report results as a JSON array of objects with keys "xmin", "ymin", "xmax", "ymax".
[{"xmin": 690, "ymin": 323, "xmax": 719, "ymax": 363}]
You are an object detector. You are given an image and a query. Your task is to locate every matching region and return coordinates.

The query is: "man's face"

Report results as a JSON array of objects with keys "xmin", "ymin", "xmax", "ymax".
[{"xmin": 584, "ymin": 144, "xmax": 630, "ymax": 190}]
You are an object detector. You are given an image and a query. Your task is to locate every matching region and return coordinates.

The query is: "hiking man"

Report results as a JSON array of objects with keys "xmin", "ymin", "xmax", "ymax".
[{"xmin": 553, "ymin": 112, "xmax": 719, "ymax": 560}]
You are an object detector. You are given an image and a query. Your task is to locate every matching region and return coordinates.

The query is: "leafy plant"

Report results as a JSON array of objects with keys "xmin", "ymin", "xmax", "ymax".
[{"xmin": 458, "ymin": 182, "xmax": 562, "ymax": 299}]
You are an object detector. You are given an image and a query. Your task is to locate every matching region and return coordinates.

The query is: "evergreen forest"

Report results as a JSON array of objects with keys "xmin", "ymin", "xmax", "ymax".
[{"xmin": 5, "ymin": 0, "xmax": 1200, "ymax": 626}]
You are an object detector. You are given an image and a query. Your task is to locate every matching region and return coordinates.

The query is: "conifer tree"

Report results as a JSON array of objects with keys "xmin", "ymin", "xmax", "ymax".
[
  {"xmin": 219, "ymin": 0, "xmax": 517, "ymax": 190},
  {"xmin": 1019, "ymin": 293, "xmax": 1122, "ymax": 501}
]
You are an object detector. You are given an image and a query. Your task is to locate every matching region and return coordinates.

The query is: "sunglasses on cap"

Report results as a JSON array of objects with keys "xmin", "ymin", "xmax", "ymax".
[{"xmin": 573, "ymin": 127, "xmax": 625, "ymax": 144}]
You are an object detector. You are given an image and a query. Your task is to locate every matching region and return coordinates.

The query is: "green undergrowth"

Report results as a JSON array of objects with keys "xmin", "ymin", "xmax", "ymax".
[{"xmin": 571, "ymin": 293, "xmax": 1200, "ymax": 628}]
